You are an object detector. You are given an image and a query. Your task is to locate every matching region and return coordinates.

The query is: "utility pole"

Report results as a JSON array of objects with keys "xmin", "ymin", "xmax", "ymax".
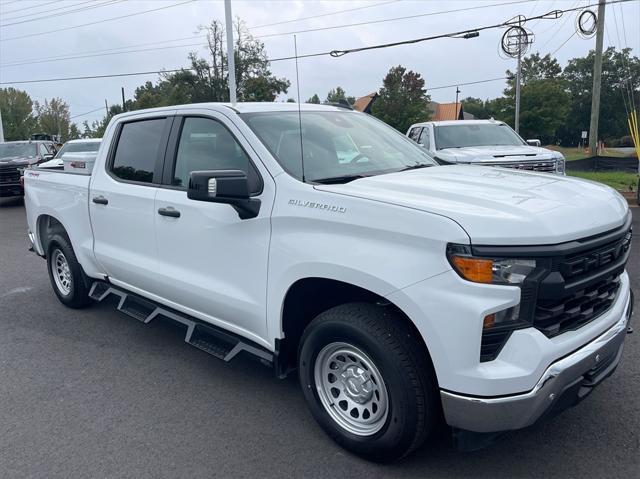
[
  {"xmin": 588, "ymin": 0, "xmax": 606, "ymax": 155},
  {"xmin": 121, "ymin": 87, "xmax": 126, "ymax": 112},
  {"xmin": 0, "ymin": 106, "xmax": 4, "ymax": 143},
  {"xmin": 105, "ymin": 99, "xmax": 109, "ymax": 116},
  {"xmin": 455, "ymin": 86, "xmax": 460, "ymax": 120},
  {"xmin": 224, "ymin": 0, "xmax": 237, "ymax": 105}
]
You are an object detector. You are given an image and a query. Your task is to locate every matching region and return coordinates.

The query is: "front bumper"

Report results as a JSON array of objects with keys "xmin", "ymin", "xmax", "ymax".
[
  {"xmin": 440, "ymin": 291, "xmax": 634, "ymax": 433},
  {"xmin": 0, "ymin": 182, "xmax": 23, "ymax": 197}
]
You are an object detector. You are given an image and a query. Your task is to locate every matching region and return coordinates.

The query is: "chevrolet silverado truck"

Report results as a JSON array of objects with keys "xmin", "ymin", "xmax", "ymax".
[
  {"xmin": 24, "ymin": 103, "xmax": 633, "ymax": 461},
  {"xmin": 407, "ymin": 119, "xmax": 566, "ymax": 174}
]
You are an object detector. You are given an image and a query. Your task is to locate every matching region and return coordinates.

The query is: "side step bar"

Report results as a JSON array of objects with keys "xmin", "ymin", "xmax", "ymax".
[{"xmin": 88, "ymin": 281, "xmax": 273, "ymax": 365}]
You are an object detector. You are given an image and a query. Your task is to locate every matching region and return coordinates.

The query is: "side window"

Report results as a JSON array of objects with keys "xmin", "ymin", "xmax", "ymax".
[
  {"xmin": 111, "ymin": 118, "xmax": 166, "ymax": 184},
  {"xmin": 418, "ymin": 128, "xmax": 431, "ymax": 149},
  {"xmin": 172, "ymin": 117, "xmax": 252, "ymax": 189},
  {"xmin": 408, "ymin": 127, "xmax": 422, "ymax": 142}
]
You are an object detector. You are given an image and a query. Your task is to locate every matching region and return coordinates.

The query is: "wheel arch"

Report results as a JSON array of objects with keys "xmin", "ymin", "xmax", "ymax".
[
  {"xmin": 275, "ymin": 277, "xmax": 436, "ymax": 381},
  {"xmin": 36, "ymin": 213, "xmax": 70, "ymax": 257}
]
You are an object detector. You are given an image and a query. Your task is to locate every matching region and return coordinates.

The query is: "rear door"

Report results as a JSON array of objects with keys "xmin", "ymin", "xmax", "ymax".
[
  {"xmin": 152, "ymin": 110, "xmax": 274, "ymax": 342},
  {"xmin": 90, "ymin": 115, "xmax": 173, "ymax": 291}
]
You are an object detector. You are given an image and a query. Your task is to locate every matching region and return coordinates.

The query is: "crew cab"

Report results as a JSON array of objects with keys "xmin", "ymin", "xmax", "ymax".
[
  {"xmin": 24, "ymin": 103, "xmax": 633, "ymax": 461},
  {"xmin": 0, "ymin": 140, "xmax": 56, "ymax": 198},
  {"xmin": 407, "ymin": 119, "xmax": 566, "ymax": 174}
]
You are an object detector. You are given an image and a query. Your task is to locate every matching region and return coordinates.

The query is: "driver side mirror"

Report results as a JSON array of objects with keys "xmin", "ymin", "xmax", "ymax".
[
  {"xmin": 42, "ymin": 153, "xmax": 54, "ymax": 161},
  {"xmin": 187, "ymin": 170, "xmax": 261, "ymax": 220},
  {"xmin": 526, "ymin": 139, "xmax": 541, "ymax": 147}
]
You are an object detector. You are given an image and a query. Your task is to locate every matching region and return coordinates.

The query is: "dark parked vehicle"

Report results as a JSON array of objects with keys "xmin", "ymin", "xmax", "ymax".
[{"xmin": 0, "ymin": 141, "xmax": 56, "ymax": 198}]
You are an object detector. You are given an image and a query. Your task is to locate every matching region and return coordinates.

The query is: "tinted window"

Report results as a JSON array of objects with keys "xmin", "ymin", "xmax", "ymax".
[
  {"xmin": 55, "ymin": 141, "xmax": 100, "ymax": 158},
  {"xmin": 112, "ymin": 119, "xmax": 166, "ymax": 183},
  {"xmin": 173, "ymin": 117, "xmax": 251, "ymax": 188}
]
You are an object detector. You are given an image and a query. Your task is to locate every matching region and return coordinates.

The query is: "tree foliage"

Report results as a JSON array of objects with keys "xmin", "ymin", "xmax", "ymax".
[
  {"xmin": 0, "ymin": 88, "xmax": 37, "ymax": 141},
  {"xmin": 307, "ymin": 93, "xmax": 321, "ymax": 104},
  {"xmin": 34, "ymin": 98, "xmax": 74, "ymax": 142},
  {"xmin": 325, "ymin": 87, "xmax": 355, "ymax": 105},
  {"xmin": 371, "ymin": 65, "xmax": 430, "ymax": 132}
]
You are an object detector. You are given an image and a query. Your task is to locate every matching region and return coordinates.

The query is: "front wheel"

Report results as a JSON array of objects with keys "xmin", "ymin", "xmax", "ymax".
[
  {"xmin": 298, "ymin": 303, "xmax": 439, "ymax": 462},
  {"xmin": 47, "ymin": 234, "xmax": 93, "ymax": 308}
]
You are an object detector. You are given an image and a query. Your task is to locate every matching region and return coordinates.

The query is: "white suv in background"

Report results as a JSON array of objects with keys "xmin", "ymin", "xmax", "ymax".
[{"xmin": 407, "ymin": 119, "xmax": 566, "ymax": 174}]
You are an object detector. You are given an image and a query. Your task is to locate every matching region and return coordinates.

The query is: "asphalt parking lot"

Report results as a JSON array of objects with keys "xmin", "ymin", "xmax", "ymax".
[{"xmin": 1, "ymin": 199, "xmax": 638, "ymax": 478}]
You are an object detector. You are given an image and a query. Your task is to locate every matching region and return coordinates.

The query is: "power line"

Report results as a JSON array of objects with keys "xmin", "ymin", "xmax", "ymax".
[
  {"xmin": 70, "ymin": 107, "xmax": 106, "ymax": 120},
  {"xmin": 0, "ymin": 0, "xmax": 196, "ymax": 42},
  {"xmin": 2, "ymin": 0, "xmax": 633, "ymax": 86},
  {"xmin": 1, "ymin": 0, "xmax": 125, "ymax": 28},
  {"xmin": 0, "ymin": 0, "xmax": 532, "ymax": 68},
  {"xmin": 257, "ymin": 0, "xmax": 535, "ymax": 39},
  {"xmin": 251, "ymin": 0, "xmax": 401, "ymax": 29},
  {"xmin": 329, "ymin": 0, "xmax": 632, "ymax": 57},
  {"xmin": 0, "ymin": 0, "xmax": 59, "ymax": 15},
  {"xmin": 428, "ymin": 77, "xmax": 511, "ymax": 91},
  {"xmin": 550, "ymin": 30, "xmax": 577, "ymax": 56},
  {"xmin": 1, "ymin": 0, "xmax": 98, "ymax": 22}
]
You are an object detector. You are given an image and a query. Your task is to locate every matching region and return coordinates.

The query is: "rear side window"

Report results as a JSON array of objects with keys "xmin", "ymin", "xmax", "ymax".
[{"xmin": 111, "ymin": 118, "xmax": 166, "ymax": 183}]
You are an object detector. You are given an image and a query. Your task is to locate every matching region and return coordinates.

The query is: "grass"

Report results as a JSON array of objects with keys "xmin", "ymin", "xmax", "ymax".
[
  {"xmin": 568, "ymin": 171, "xmax": 638, "ymax": 191},
  {"xmin": 545, "ymin": 145, "xmax": 634, "ymax": 161}
]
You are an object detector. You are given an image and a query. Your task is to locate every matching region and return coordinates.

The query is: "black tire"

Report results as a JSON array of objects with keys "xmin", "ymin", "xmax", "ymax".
[
  {"xmin": 298, "ymin": 302, "xmax": 439, "ymax": 462},
  {"xmin": 46, "ymin": 233, "xmax": 93, "ymax": 309}
]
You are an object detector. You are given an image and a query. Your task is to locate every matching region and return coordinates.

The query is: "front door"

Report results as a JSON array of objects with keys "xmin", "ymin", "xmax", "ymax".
[{"xmin": 153, "ymin": 112, "xmax": 274, "ymax": 345}]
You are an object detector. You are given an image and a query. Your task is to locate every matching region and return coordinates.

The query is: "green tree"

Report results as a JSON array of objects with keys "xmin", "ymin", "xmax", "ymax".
[
  {"xmin": 562, "ymin": 46, "xmax": 639, "ymax": 144},
  {"xmin": 0, "ymin": 87, "xmax": 37, "ymax": 141},
  {"xmin": 307, "ymin": 93, "xmax": 320, "ymax": 104},
  {"xmin": 325, "ymin": 87, "xmax": 355, "ymax": 105},
  {"xmin": 371, "ymin": 65, "xmax": 430, "ymax": 132},
  {"xmin": 460, "ymin": 97, "xmax": 491, "ymax": 119},
  {"xmin": 35, "ymin": 98, "xmax": 74, "ymax": 142}
]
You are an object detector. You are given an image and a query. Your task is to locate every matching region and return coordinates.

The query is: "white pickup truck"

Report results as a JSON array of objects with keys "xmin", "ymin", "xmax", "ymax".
[
  {"xmin": 407, "ymin": 119, "xmax": 566, "ymax": 174},
  {"xmin": 24, "ymin": 103, "xmax": 633, "ymax": 461}
]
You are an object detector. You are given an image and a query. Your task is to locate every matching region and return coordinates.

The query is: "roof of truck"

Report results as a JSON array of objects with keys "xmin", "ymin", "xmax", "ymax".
[
  {"xmin": 112, "ymin": 102, "xmax": 353, "ymax": 122},
  {"xmin": 412, "ymin": 119, "xmax": 504, "ymax": 127},
  {"xmin": 64, "ymin": 138, "xmax": 102, "ymax": 144}
]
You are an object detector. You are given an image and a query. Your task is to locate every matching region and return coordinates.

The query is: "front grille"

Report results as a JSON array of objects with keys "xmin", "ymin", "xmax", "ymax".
[
  {"xmin": 0, "ymin": 166, "xmax": 21, "ymax": 184},
  {"xmin": 532, "ymin": 225, "xmax": 631, "ymax": 338},
  {"xmin": 534, "ymin": 275, "xmax": 621, "ymax": 337},
  {"xmin": 482, "ymin": 160, "xmax": 557, "ymax": 172}
]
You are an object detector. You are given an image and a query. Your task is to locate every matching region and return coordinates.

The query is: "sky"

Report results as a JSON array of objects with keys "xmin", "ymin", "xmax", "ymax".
[{"xmin": 1, "ymin": 0, "xmax": 638, "ymax": 128}]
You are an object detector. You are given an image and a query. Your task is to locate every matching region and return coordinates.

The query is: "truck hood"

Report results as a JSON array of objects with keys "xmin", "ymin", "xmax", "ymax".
[
  {"xmin": 437, "ymin": 145, "xmax": 559, "ymax": 162},
  {"xmin": 0, "ymin": 156, "xmax": 32, "ymax": 166},
  {"xmin": 316, "ymin": 165, "xmax": 629, "ymax": 245}
]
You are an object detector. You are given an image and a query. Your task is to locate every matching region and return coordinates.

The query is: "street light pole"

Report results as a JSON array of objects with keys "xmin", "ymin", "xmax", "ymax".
[{"xmin": 224, "ymin": 0, "xmax": 237, "ymax": 105}]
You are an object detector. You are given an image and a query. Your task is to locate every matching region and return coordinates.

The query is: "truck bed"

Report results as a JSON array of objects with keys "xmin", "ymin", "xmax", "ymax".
[{"xmin": 24, "ymin": 169, "xmax": 104, "ymax": 278}]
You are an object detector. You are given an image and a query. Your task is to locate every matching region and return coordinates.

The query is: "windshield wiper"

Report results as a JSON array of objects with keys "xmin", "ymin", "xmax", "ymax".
[
  {"xmin": 398, "ymin": 163, "xmax": 433, "ymax": 172},
  {"xmin": 312, "ymin": 174, "xmax": 369, "ymax": 184}
]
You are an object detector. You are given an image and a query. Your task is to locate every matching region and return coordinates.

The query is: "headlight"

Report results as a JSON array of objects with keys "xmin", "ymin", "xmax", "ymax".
[
  {"xmin": 555, "ymin": 155, "xmax": 566, "ymax": 175},
  {"xmin": 446, "ymin": 244, "xmax": 536, "ymax": 285}
]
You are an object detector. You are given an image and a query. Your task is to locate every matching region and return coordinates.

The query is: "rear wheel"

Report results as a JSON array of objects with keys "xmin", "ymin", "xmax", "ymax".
[
  {"xmin": 47, "ymin": 234, "xmax": 93, "ymax": 308},
  {"xmin": 298, "ymin": 302, "xmax": 439, "ymax": 462}
]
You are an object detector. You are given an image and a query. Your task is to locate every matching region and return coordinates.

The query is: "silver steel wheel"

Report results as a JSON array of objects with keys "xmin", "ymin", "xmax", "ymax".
[
  {"xmin": 51, "ymin": 248, "xmax": 72, "ymax": 296},
  {"xmin": 314, "ymin": 342, "xmax": 389, "ymax": 436}
]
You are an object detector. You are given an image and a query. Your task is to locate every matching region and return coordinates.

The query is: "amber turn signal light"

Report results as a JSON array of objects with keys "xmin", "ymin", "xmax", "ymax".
[{"xmin": 450, "ymin": 256, "xmax": 493, "ymax": 283}]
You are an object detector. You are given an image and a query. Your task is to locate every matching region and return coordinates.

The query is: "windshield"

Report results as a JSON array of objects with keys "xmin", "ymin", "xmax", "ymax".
[
  {"xmin": 54, "ymin": 141, "xmax": 101, "ymax": 159},
  {"xmin": 434, "ymin": 123, "xmax": 525, "ymax": 150},
  {"xmin": 240, "ymin": 111, "xmax": 436, "ymax": 183},
  {"xmin": 0, "ymin": 143, "xmax": 37, "ymax": 159}
]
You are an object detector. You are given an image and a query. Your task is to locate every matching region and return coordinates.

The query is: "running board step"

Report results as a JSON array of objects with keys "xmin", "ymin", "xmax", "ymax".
[{"xmin": 88, "ymin": 281, "xmax": 273, "ymax": 364}]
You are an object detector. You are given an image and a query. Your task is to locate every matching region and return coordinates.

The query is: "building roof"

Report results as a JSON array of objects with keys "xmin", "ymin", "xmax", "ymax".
[
  {"xmin": 432, "ymin": 102, "xmax": 463, "ymax": 121},
  {"xmin": 352, "ymin": 92, "xmax": 378, "ymax": 113}
]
